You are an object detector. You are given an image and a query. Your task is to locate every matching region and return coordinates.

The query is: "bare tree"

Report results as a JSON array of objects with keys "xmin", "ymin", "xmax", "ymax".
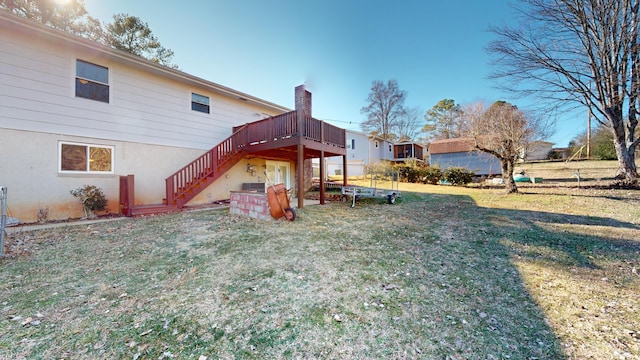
[
  {"xmin": 422, "ymin": 99, "xmax": 466, "ymax": 141},
  {"xmin": 360, "ymin": 80, "xmax": 407, "ymax": 141},
  {"xmin": 465, "ymin": 101, "xmax": 550, "ymax": 193},
  {"xmin": 488, "ymin": 0, "xmax": 639, "ymax": 184},
  {"xmin": 395, "ymin": 106, "xmax": 423, "ymax": 141}
]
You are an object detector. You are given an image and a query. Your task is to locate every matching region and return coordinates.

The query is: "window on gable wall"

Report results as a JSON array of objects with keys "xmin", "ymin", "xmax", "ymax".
[
  {"xmin": 76, "ymin": 60, "xmax": 109, "ymax": 103},
  {"xmin": 375, "ymin": 140, "xmax": 379, "ymax": 148},
  {"xmin": 351, "ymin": 139, "xmax": 356, "ymax": 150},
  {"xmin": 191, "ymin": 93, "xmax": 210, "ymax": 113},
  {"xmin": 59, "ymin": 142, "xmax": 114, "ymax": 173}
]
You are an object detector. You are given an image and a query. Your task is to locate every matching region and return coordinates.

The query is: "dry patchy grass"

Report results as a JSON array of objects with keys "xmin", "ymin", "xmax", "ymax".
[{"xmin": 1, "ymin": 173, "xmax": 639, "ymax": 359}]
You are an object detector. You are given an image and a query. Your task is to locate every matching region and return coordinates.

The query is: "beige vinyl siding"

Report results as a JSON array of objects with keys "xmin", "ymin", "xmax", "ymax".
[
  {"xmin": 0, "ymin": 12, "xmax": 292, "ymax": 222},
  {"xmin": 0, "ymin": 25, "xmax": 273, "ymax": 150}
]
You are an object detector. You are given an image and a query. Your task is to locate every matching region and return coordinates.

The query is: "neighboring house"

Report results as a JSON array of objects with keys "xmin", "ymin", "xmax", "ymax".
[
  {"xmin": 321, "ymin": 130, "xmax": 426, "ymax": 177},
  {"xmin": 521, "ymin": 141, "xmax": 554, "ymax": 161},
  {"xmin": 429, "ymin": 138, "xmax": 502, "ymax": 176},
  {"xmin": 323, "ymin": 131, "xmax": 392, "ymax": 176},
  {"xmin": 393, "ymin": 142, "xmax": 425, "ymax": 162},
  {"xmin": 0, "ymin": 11, "xmax": 345, "ymax": 223}
]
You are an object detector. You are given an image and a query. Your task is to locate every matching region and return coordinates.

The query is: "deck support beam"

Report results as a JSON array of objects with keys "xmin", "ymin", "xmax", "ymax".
[
  {"xmin": 319, "ymin": 150, "xmax": 325, "ymax": 205},
  {"xmin": 342, "ymin": 154, "xmax": 348, "ymax": 186},
  {"xmin": 297, "ymin": 143, "xmax": 304, "ymax": 209}
]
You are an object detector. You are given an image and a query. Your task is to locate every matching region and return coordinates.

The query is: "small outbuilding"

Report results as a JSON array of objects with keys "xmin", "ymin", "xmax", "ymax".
[
  {"xmin": 521, "ymin": 141, "xmax": 554, "ymax": 161},
  {"xmin": 429, "ymin": 138, "xmax": 502, "ymax": 176}
]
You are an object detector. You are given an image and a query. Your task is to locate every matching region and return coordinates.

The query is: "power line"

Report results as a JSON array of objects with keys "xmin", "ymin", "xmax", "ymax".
[{"xmin": 317, "ymin": 117, "xmax": 360, "ymax": 127}]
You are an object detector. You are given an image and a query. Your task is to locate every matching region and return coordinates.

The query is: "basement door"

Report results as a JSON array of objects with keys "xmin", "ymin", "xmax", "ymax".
[{"xmin": 265, "ymin": 161, "xmax": 291, "ymax": 190}]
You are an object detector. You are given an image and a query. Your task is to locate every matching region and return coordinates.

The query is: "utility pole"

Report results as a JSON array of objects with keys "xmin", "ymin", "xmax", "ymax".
[
  {"xmin": 587, "ymin": 82, "xmax": 592, "ymax": 159},
  {"xmin": 587, "ymin": 107, "xmax": 591, "ymax": 159}
]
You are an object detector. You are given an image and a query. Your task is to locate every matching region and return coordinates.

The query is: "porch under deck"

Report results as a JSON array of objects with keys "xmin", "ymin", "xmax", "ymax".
[{"xmin": 240, "ymin": 125, "xmax": 347, "ymax": 209}]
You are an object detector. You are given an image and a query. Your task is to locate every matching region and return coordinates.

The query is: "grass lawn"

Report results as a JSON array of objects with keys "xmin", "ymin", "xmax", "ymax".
[{"xmin": 1, "ymin": 164, "xmax": 639, "ymax": 359}]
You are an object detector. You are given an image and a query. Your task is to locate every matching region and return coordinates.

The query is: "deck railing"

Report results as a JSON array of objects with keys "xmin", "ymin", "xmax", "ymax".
[
  {"xmin": 303, "ymin": 113, "xmax": 345, "ymax": 148},
  {"xmin": 165, "ymin": 111, "xmax": 345, "ymax": 207},
  {"xmin": 244, "ymin": 111, "xmax": 298, "ymax": 145}
]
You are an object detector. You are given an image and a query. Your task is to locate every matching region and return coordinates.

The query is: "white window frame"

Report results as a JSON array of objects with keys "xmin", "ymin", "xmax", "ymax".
[
  {"xmin": 58, "ymin": 141, "xmax": 115, "ymax": 174},
  {"xmin": 191, "ymin": 92, "xmax": 210, "ymax": 114}
]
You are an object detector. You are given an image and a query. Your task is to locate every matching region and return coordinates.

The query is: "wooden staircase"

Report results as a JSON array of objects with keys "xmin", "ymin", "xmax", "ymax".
[
  {"xmin": 164, "ymin": 129, "xmax": 248, "ymax": 209},
  {"xmin": 122, "ymin": 122, "xmax": 250, "ymax": 216},
  {"xmin": 121, "ymin": 110, "xmax": 346, "ymax": 217}
]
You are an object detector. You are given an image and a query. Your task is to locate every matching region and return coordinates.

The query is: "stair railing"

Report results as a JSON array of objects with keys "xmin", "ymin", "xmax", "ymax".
[
  {"xmin": 164, "ymin": 110, "xmax": 344, "ymax": 208},
  {"xmin": 165, "ymin": 123, "xmax": 249, "ymax": 207}
]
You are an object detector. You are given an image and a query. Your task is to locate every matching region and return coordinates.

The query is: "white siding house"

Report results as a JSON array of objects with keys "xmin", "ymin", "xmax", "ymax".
[
  {"xmin": 324, "ymin": 130, "xmax": 393, "ymax": 176},
  {"xmin": 1, "ymin": 12, "xmax": 302, "ymax": 222},
  {"xmin": 522, "ymin": 141, "xmax": 554, "ymax": 161},
  {"xmin": 321, "ymin": 130, "xmax": 427, "ymax": 178}
]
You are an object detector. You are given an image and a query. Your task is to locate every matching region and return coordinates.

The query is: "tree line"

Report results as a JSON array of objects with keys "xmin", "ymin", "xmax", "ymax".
[
  {"xmin": 361, "ymin": 0, "xmax": 640, "ymax": 189},
  {"xmin": 0, "ymin": 0, "xmax": 177, "ymax": 68},
  {"xmin": 361, "ymin": 83, "xmax": 548, "ymax": 193}
]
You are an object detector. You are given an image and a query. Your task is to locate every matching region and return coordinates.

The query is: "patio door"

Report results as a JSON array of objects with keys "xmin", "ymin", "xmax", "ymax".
[{"xmin": 265, "ymin": 161, "xmax": 291, "ymax": 190}]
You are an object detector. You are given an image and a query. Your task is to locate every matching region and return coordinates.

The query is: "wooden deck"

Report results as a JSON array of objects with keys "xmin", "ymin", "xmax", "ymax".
[{"xmin": 121, "ymin": 110, "xmax": 346, "ymax": 217}]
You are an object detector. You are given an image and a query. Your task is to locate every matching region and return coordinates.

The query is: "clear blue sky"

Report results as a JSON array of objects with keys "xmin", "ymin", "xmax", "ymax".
[{"xmin": 84, "ymin": 0, "xmax": 587, "ymax": 147}]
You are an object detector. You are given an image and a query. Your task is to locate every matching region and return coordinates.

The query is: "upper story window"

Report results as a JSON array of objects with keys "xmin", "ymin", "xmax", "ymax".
[
  {"xmin": 191, "ymin": 93, "xmax": 210, "ymax": 113},
  {"xmin": 388, "ymin": 144, "xmax": 392, "ymax": 152},
  {"xmin": 59, "ymin": 141, "xmax": 114, "ymax": 174},
  {"xmin": 351, "ymin": 139, "xmax": 356, "ymax": 150},
  {"xmin": 375, "ymin": 140, "xmax": 379, "ymax": 148},
  {"xmin": 76, "ymin": 60, "xmax": 109, "ymax": 103}
]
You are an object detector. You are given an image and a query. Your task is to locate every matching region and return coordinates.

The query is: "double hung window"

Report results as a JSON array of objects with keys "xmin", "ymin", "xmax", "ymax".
[
  {"xmin": 191, "ymin": 93, "xmax": 210, "ymax": 113},
  {"xmin": 76, "ymin": 60, "xmax": 109, "ymax": 103}
]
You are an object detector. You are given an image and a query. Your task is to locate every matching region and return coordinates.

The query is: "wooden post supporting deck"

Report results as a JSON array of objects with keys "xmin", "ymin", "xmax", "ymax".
[
  {"xmin": 342, "ymin": 154, "xmax": 348, "ymax": 187},
  {"xmin": 297, "ymin": 144, "xmax": 304, "ymax": 209},
  {"xmin": 319, "ymin": 150, "xmax": 325, "ymax": 205}
]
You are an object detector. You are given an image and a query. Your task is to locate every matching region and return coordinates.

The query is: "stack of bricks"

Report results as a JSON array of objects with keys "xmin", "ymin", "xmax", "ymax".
[{"xmin": 229, "ymin": 191, "xmax": 271, "ymax": 220}]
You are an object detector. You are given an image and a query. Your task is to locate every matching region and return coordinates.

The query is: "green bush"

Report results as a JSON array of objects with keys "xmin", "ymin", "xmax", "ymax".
[
  {"xmin": 592, "ymin": 135, "xmax": 617, "ymax": 160},
  {"xmin": 392, "ymin": 159, "xmax": 431, "ymax": 184},
  {"xmin": 70, "ymin": 185, "xmax": 108, "ymax": 218},
  {"xmin": 423, "ymin": 166, "xmax": 442, "ymax": 184},
  {"xmin": 370, "ymin": 160, "xmax": 442, "ymax": 184},
  {"xmin": 444, "ymin": 167, "xmax": 475, "ymax": 186},
  {"xmin": 406, "ymin": 166, "xmax": 423, "ymax": 183},
  {"xmin": 546, "ymin": 149, "xmax": 564, "ymax": 160}
]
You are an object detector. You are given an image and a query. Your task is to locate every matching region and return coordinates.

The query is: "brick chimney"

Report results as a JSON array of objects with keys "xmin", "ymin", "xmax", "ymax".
[{"xmin": 295, "ymin": 84, "xmax": 311, "ymax": 116}]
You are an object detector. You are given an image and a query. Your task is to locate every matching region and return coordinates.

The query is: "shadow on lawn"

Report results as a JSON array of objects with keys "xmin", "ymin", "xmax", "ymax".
[
  {"xmin": 521, "ymin": 187, "xmax": 640, "ymax": 202},
  {"xmin": 417, "ymin": 192, "xmax": 639, "ymax": 358},
  {"xmin": 483, "ymin": 205, "xmax": 640, "ymax": 269}
]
